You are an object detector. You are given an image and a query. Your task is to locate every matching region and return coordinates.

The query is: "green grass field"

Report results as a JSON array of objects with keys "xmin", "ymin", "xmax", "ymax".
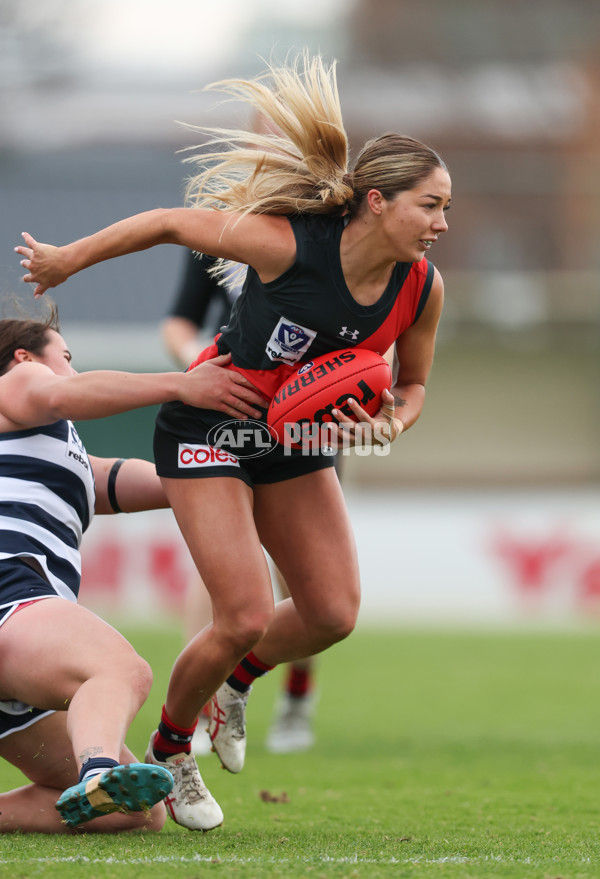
[{"xmin": 3, "ymin": 626, "xmax": 600, "ymax": 878}]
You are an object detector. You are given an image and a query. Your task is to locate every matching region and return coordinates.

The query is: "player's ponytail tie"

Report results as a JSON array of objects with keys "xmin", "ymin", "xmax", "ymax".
[
  {"xmin": 315, "ymin": 171, "xmax": 354, "ymax": 211},
  {"xmin": 340, "ymin": 172, "xmax": 354, "ymax": 211}
]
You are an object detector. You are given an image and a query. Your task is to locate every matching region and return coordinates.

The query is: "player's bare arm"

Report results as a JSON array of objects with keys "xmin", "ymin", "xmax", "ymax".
[
  {"xmin": 16, "ymin": 210, "xmax": 296, "ymax": 298},
  {"xmin": 90, "ymin": 456, "xmax": 168, "ymax": 515}
]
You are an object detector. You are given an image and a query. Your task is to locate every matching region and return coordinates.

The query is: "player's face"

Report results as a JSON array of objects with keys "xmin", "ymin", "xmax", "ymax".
[
  {"xmin": 36, "ymin": 329, "xmax": 76, "ymax": 376},
  {"xmin": 380, "ymin": 166, "xmax": 452, "ymax": 263}
]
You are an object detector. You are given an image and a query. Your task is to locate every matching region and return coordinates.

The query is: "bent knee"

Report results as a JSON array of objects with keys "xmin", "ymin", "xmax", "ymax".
[
  {"xmin": 215, "ymin": 608, "xmax": 273, "ymax": 655},
  {"xmin": 323, "ymin": 613, "xmax": 357, "ymax": 645},
  {"xmin": 312, "ymin": 603, "xmax": 359, "ymax": 647},
  {"xmin": 134, "ymin": 656, "xmax": 153, "ymax": 699},
  {"xmin": 120, "ymin": 653, "xmax": 153, "ymax": 702}
]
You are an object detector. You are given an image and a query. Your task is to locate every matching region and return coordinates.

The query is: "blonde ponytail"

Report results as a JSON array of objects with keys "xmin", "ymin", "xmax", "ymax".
[{"xmin": 182, "ymin": 53, "xmax": 352, "ymax": 217}]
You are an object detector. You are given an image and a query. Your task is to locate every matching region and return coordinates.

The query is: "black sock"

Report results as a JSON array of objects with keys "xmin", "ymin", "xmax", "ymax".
[{"xmin": 78, "ymin": 756, "xmax": 120, "ymax": 784}]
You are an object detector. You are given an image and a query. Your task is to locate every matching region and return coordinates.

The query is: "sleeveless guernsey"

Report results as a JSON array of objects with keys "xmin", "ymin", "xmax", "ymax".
[
  {"xmin": 0, "ymin": 419, "xmax": 95, "ymax": 620},
  {"xmin": 191, "ymin": 214, "xmax": 434, "ymax": 400}
]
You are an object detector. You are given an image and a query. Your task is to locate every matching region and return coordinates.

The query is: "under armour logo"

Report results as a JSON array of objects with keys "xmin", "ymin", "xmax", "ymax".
[{"xmin": 338, "ymin": 326, "xmax": 360, "ymax": 341}]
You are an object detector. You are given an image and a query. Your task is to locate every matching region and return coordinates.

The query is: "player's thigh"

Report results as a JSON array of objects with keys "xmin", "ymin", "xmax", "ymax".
[
  {"xmin": 253, "ymin": 468, "xmax": 360, "ymax": 618},
  {"xmin": 0, "ymin": 711, "xmax": 78, "ymax": 788},
  {"xmin": 160, "ymin": 476, "xmax": 274, "ymax": 622},
  {"xmin": 0, "ymin": 599, "xmax": 147, "ymax": 707}
]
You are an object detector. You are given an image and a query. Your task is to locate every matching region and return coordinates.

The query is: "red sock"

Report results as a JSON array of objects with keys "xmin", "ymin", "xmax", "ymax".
[
  {"xmin": 286, "ymin": 663, "xmax": 311, "ymax": 698},
  {"xmin": 153, "ymin": 705, "xmax": 197, "ymax": 759},
  {"xmin": 227, "ymin": 651, "xmax": 275, "ymax": 693}
]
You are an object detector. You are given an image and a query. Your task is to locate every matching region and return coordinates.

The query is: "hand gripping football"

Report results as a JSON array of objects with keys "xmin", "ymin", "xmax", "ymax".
[{"xmin": 267, "ymin": 348, "xmax": 392, "ymax": 446}]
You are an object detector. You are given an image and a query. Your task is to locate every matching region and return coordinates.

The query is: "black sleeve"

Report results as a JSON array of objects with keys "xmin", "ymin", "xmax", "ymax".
[{"xmin": 167, "ymin": 250, "xmax": 225, "ymax": 327}]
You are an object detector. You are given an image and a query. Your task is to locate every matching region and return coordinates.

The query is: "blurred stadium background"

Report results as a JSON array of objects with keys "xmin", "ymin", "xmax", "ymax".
[{"xmin": 0, "ymin": 0, "xmax": 599, "ymax": 627}]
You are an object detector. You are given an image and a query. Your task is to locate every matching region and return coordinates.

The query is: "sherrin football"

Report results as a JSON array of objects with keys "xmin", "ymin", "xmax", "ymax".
[{"xmin": 267, "ymin": 348, "xmax": 392, "ymax": 446}]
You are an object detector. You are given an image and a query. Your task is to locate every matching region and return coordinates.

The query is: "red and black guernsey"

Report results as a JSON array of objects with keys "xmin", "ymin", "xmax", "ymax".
[{"xmin": 189, "ymin": 214, "xmax": 434, "ymax": 401}]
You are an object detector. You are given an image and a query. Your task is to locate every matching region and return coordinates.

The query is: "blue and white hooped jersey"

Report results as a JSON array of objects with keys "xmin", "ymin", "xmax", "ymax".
[{"xmin": 0, "ymin": 420, "xmax": 95, "ymax": 613}]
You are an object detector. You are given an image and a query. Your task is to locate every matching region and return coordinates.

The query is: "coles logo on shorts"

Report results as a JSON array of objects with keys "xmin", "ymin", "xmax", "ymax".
[{"xmin": 178, "ymin": 444, "xmax": 240, "ymax": 468}]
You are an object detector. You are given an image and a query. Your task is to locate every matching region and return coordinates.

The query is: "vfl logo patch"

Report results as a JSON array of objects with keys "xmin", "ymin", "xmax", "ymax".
[
  {"xmin": 178, "ymin": 444, "xmax": 240, "ymax": 468},
  {"xmin": 265, "ymin": 317, "xmax": 317, "ymax": 364}
]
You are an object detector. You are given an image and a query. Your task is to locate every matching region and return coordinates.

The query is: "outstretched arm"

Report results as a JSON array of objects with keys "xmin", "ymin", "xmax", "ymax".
[
  {"xmin": 0, "ymin": 353, "xmax": 267, "ymax": 429},
  {"xmin": 90, "ymin": 456, "xmax": 168, "ymax": 515},
  {"xmin": 15, "ymin": 209, "xmax": 295, "ymax": 297}
]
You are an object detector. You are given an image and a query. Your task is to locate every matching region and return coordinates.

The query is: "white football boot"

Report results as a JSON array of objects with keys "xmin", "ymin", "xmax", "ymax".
[
  {"xmin": 191, "ymin": 706, "xmax": 213, "ymax": 757},
  {"xmin": 265, "ymin": 692, "xmax": 316, "ymax": 754},
  {"xmin": 208, "ymin": 682, "xmax": 251, "ymax": 773},
  {"xmin": 145, "ymin": 732, "xmax": 223, "ymax": 831},
  {"xmin": 191, "ymin": 725, "xmax": 213, "ymax": 757}
]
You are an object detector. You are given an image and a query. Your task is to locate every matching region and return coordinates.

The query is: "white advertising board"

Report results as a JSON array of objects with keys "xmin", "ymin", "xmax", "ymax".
[{"xmin": 79, "ymin": 489, "xmax": 600, "ymax": 626}]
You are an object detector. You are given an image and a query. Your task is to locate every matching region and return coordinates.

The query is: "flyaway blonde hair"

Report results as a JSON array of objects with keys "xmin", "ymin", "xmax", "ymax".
[
  {"xmin": 181, "ymin": 53, "xmax": 353, "ymax": 217},
  {"xmin": 180, "ymin": 48, "xmax": 447, "ymax": 291}
]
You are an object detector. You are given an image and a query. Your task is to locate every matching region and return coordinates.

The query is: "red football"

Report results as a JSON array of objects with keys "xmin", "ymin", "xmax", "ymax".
[{"xmin": 267, "ymin": 348, "xmax": 392, "ymax": 447}]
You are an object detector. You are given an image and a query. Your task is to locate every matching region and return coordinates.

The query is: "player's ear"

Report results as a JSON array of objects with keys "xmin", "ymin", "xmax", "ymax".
[
  {"xmin": 12, "ymin": 348, "xmax": 33, "ymax": 363},
  {"xmin": 366, "ymin": 189, "xmax": 384, "ymax": 215}
]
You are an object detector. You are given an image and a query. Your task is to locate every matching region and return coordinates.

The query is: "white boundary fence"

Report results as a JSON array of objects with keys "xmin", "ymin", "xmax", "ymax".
[{"xmin": 79, "ymin": 488, "xmax": 600, "ymax": 627}]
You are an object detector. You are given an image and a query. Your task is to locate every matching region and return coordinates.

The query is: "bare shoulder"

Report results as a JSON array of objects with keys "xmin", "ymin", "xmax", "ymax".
[
  {"xmin": 0, "ymin": 366, "xmax": 26, "ymax": 431},
  {"xmin": 397, "ymin": 265, "xmax": 444, "ymax": 345},
  {"xmin": 430, "ymin": 265, "xmax": 445, "ymax": 299},
  {"xmin": 0, "ymin": 362, "xmax": 56, "ymax": 431},
  {"xmin": 422, "ymin": 266, "xmax": 444, "ymax": 320},
  {"xmin": 0, "ymin": 360, "xmax": 52, "ymax": 385},
  {"xmin": 221, "ymin": 213, "xmax": 296, "ymax": 281}
]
